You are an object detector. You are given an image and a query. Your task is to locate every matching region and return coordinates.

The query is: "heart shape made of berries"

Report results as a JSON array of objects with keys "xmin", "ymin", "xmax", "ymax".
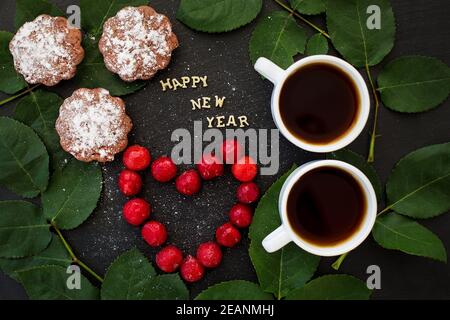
[{"xmin": 117, "ymin": 140, "xmax": 261, "ymax": 283}]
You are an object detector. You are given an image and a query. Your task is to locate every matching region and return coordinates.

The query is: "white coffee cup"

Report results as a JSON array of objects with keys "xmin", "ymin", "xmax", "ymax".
[
  {"xmin": 262, "ymin": 160, "xmax": 377, "ymax": 256},
  {"xmin": 254, "ymin": 55, "xmax": 370, "ymax": 153}
]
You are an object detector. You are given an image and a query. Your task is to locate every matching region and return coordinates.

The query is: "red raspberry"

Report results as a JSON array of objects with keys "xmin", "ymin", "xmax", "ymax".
[
  {"xmin": 236, "ymin": 182, "xmax": 260, "ymax": 204},
  {"xmin": 196, "ymin": 154, "xmax": 224, "ymax": 180},
  {"xmin": 123, "ymin": 145, "xmax": 151, "ymax": 171},
  {"xmin": 176, "ymin": 169, "xmax": 202, "ymax": 196},
  {"xmin": 216, "ymin": 222, "xmax": 241, "ymax": 247},
  {"xmin": 229, "ymin": 203, "xmax": 253, "ymax": 228},
  {"xmin": 231, "ymin": 156, "xmax": 258, "ymax": 182},
  {"xmin": 123, "ymin": 198, "xmax": 151, "ymax": 226},
  {"xmin": 151, "ymin": 156, "xmax": 177, "ymax": 182},
  {"xmin": 118, "ymin": 170, "xmax": 142, "ymax": 196},
  {"xmin": 221, "ymin": 139, "xmax": 243, "ymax": 164},
  {"xmin": 142, "ymin": 221, "xmax": 167, "ymax": 247},
  {"xmin": 156, "ymin": 245, "xmax": 184, "ymax": 273},
  {"xmin": 180, "ymin": 255, "xmax": 205, "ymax": 283},
  {"xmin": 197, "ymin": 242, "xmax": 222, "ymax": 268}
]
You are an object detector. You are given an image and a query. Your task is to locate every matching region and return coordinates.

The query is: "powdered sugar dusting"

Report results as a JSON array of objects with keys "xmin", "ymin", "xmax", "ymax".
[
  {"xmin": 56, "ymin": 88, "xmax": 132, "ymax": 162},
  {"xmin": 9, "ymin": 15, "xmax": 83, "ymax": 86},
  {"xmin": 99, "ymin": 6, "xmax": 178, "ymax": 81}
]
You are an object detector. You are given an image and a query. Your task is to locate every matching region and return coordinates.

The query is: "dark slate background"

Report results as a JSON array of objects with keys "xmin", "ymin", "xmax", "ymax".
[{"xmin": 0, "ymin": 0, "xmax": 449, "ymax": 300}]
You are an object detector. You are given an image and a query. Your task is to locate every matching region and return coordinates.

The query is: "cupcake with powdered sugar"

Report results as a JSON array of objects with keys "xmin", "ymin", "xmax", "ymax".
[
  {"xmin": 99, "ymin": 6, "xmax": 178, "ymax": 82},
  {"xmin": 9, "ymin": 14, "xmax": 84, "ymax": 86}
]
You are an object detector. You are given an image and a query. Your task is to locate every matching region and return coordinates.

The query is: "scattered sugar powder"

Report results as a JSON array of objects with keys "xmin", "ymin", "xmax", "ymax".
[
  {"xmin": 9, "ymin": 15, "xmax": 83, "ymax": 86},
  {"xmin": 99, "ymin": 6, "xmax": 178, "ymax": 81},
  {"xmin": 56, "ymin": 88, "xmax": 132, "ymax": 162}
]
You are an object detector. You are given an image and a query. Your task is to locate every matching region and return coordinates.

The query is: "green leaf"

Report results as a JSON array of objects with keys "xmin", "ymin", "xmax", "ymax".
[
  {"xmin": 80, "ymin": 0, "xmax": 148, "ymax": 38},
  {"xmin": 290, "ymin": 0, "xmax": 326, "ymax": 15},
  {"xmin": 14, "ymin": 90, "xmax": 68, "ymax": 169},
  {"xmin": 0, "ymin": 234, "xmax": 72, "ymax": 281},
  {"xmin": 143, "ymin": 274, "xmax": 189, "ymax": 300},
  {"xmin": 101, "ymin": 248, "xmax": 156, "ymax": 300},
  {"xmin": 377, "ymin": 56, "xmax": 450, "ymax": 113},
  {"xmin": 326, "ymin": 0, "xmax": 395, "ymax": 67},
  {"xmin": 328, "ymin": 149, "xmax": 382, "ymax": 200},
  {"xmin": 0, "ymin": 117, "xmax": 49, "ymax": 198},
  {"xmin": 18, "ymin": 265, "xmax": 99, "ymax": 300},
  {"xmin": 249, "ymin": 11, "xmax": 307, "ymax": 69},
  {"xmin": 249, "ymin": 165, "xmax": 320, "ymax": 299},
  {"xmin": 0, "ymin": 201, "xmax": 51, "ymax": 258},
  {"xmin": 42, "ymin": 159, "xmax": 103, "ymax": 230},
  {"xmin": 373, "ymin": 213, "xmax": 447, "ymax": 262},
  {"xmin": 177, "ymin": 0, "xmax": 262, "ymax": 33},
  {"xmin": 0, "ymin": 31, "xmax": 27, "ymax": 94},
  {"xmin": 195, "ymin": 280, "xmax": 273, "ymax": 300},
  {"xmin": 15, "ymin": 0, "xmax": 64, "ymax": 30},
  {"xmin": 386, "ymin": 143, "xmax": 450, "ymax": 219},
  {"xmin": 305, "ymin": 33, "xmax": 329, "ymax": 55},
  {"xmin": 75, "ymin": 1, "xmax": 147, "ymax": 96},
  {"xmin": 286, "ymin": 275, "xmax": 371, "ymax": 300}
]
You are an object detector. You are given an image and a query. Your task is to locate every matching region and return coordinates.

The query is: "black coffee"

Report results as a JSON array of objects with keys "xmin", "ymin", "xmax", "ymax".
[
  {"xmin": 279, "ymin": 63, "xmax": 359, "ymax": 144},
  {"xmin": 287, "ymin": 166, "xmax": 366, "ymax": 246}
]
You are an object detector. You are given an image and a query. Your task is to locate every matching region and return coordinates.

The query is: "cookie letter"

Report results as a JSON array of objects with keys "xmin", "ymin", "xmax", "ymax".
[
  {"xmin": 199, "ymin": 76, "xmax": 208, "ymax": 87},
  {"xmin": 202, "ymin": 97, "xmax": 211, "ymax": 108},
  {"xmin": 238, "ymin": 116, "xmax": 249, "ymax": 127},
  {"xmin": 172, "ymin": 78, "xmax": 184, "ymax": 91},
  {"xmin": 226, "ymin": 115, "xmax": 237, "ymax": 127},
  {"xmin": 216, "ymin": 116, "xmax": 225, "ymax": 128},
  {"xmin": 206, "ymin": 116, "xmax": 215, "ymax": 128},
  {"xmin": 192, "ymin": 76, "xmax": 201, "ymax": 88},
  {"xmin": 181, "ymin": 76, "xmax": 191, "ymax": 88},
  {"xmin": 191, "ymin": 98, "xmax": 202, "ymax": 110},
  {"xmin": 160, "ymin": 78, "xmax": 173, "ymax": 91},
  {"xmin": 215, "ymin": 96, "xmax": 226, "ymax": 108}
]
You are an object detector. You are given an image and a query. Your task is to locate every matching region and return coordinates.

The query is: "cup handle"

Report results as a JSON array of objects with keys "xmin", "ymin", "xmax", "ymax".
[
  {"xmin": 254, "ymin": 57, "xmax": 285, "ymax": 85},
  {"xmin": 262, "ymin": 225, "xmax": 292, "ymax": 253}
]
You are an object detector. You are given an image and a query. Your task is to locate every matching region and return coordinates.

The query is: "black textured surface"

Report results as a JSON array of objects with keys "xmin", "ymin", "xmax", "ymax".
[{"xmin": 1, "ymin": 0, "xmax": 449, "ymax": 300}]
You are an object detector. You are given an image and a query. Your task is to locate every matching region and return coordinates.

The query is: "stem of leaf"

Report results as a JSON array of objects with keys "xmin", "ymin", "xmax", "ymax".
[
  {"xmin": 365, "ymin": 64, "xmax": 381, "ymax": 163},
  {"xmin": 331, "ymin": 252, "xmax": 348, "ymax": 270},
  {"xmin": 52, "ymin": 223, "xmax": 104, "ymax": 283},
  {"xmin": 0, "ymin": 85, "xmax": 40, "ymax": 107},
  {"xmin": 332, "ymin": 206, "xmax": 391, "ymax": 269},
  {"xmin": 273, "ymin": 0, "xmax": 331, "ymax": 39}
]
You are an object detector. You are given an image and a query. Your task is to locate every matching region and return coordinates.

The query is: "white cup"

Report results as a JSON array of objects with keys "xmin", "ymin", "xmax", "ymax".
[
  {"xmin": 262, "ymin": 160, "xmax": 377, "ymax": 256},
  {"xmin": 254, "ymin": 55, "xmax": 370, "ymax": 153}
]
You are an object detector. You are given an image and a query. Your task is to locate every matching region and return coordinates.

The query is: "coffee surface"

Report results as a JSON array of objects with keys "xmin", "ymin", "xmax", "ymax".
[
  {"xmin": 287, "ymin": 166, "xmax": 366, "ymax": 246},
  {"xmin": 279, "ymin": 63, "xmax": 359, "ymax": 144}
]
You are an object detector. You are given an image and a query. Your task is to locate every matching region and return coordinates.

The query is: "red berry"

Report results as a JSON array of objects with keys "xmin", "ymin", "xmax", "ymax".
[
  {"xmin": 221, "ymin": 139, "xmax": 243, "ymax": 164},
  {"xmin": 156, "ymin": 245, "xmax": 184, "ymax": 273},
  {"xmin": 236, "ymin": 182, "xmax": 260, "ymax": 204},
  {"xmin": 229, "ymin": 203, "xmax": 253, "ymax": 228},
  {"xmin": 123, "ymin": 145, "xmax": 151, "ymax": 171},
  {"xmin": 123, "ymin": 198, "xmax": 151, "ymax": 226},
  {"xmin": 176, "ymin": 170, "xmax": 202, "ymax": 196},
  {"xmin": 231, "ymin": 156, "xmax": 258, "ymax": 182},
  {"xmin": 118, "ymin": 170, "xmax": 142, "ymax": 196},
  {"xmin": 151, "ymin": 156, "xmax": 177, "ymax": 182},
  {"xmin": 180, "ymin": 255, "xmax": 205, "ymax": 283},
  {"xmin": 197, "ymin": 242, "xmax": 222, "ymax": 268},
  {"xmin": 142, "ymin": 221, "xmax": 167, "ymax": 247},
  {"xmin": 196, "ymin": 154, "xmax": 224, "ymax": 180},
  {"xmin": 216, "ymin": 222, "xmax": 241, "ymax": 247}
]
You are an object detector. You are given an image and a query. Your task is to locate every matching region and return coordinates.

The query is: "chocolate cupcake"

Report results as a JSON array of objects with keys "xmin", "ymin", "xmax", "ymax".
[
  {"xmin": 99, "ymin": 6, "xmax": 178, "ymax": 82},
  {"xmin": 9, "ymin": 15, "xmax": 84, "ymax": 86},
  {"xmin": 56, "ymin": 88, "xmax": 133, "ymax": 163}
]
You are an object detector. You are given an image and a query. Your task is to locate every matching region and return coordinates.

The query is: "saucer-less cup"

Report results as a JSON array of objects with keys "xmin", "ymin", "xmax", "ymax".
[
  {"xmin": 262, "ymin": 160, "xmax": 377, "ymax": 256},
  {"xmin": 254, "ymin": 55, "xmax": 371, "ymax": 153}
]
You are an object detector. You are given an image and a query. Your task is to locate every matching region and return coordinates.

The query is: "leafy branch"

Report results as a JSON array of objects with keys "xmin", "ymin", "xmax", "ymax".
[{"xmin": 52, "ymin": 223, "xmax": 104, "ymax": 283}]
